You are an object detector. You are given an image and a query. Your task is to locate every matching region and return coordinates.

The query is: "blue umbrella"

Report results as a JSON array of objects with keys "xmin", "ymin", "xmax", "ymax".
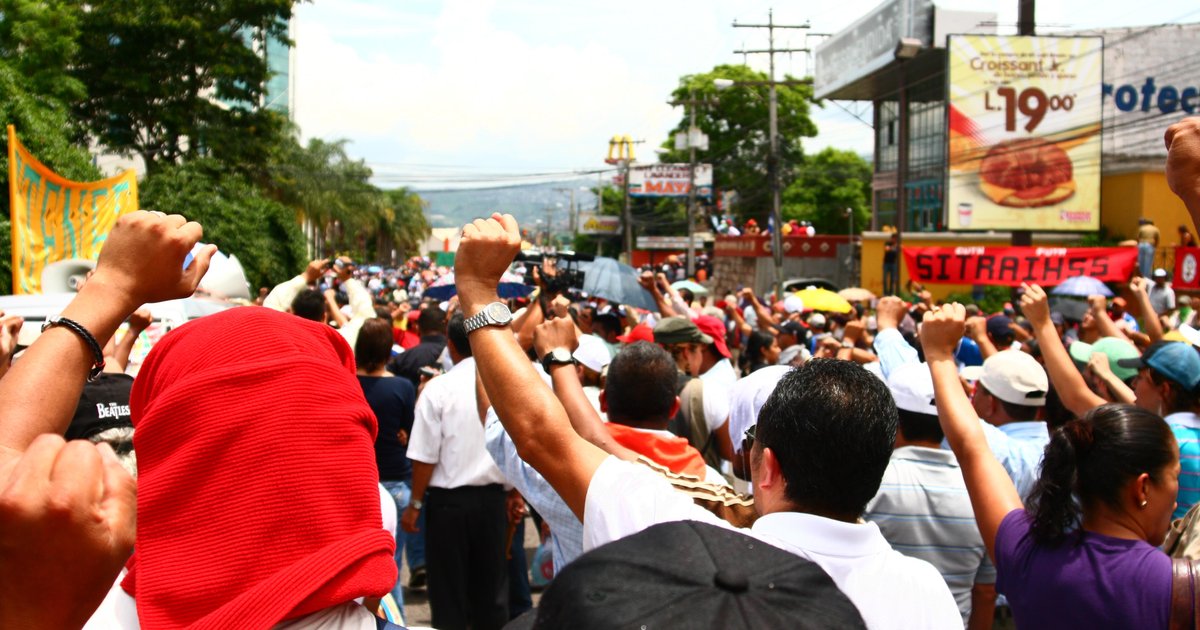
[
  {"xmin": 1050, "ymin": 275, "xmax": 1114, "ymax": 298},
  {"xmin": 423, "ymin": 271, "xmax": 534, "ymax": 300},
  {"xmin": 582, "ymin": 257, "xmax": 658, "ymax": 311}
]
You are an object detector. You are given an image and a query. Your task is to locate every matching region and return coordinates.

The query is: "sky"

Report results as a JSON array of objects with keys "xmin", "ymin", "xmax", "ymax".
[{"xmin": 291, "ymin": 0, "xmax": 1200, "ymax": 190}]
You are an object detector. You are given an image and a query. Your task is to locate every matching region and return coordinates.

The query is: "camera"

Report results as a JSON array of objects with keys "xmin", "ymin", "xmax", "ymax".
[{"xmin": 515, "ymin": 250, "xmax": 594, "ymax": 294}]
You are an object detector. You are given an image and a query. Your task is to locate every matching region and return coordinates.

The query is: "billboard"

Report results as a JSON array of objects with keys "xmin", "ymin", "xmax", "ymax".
[
  {"xmin": 946, "ymin": 35, "xmax": 1103, "ymax": 231},
  {"xmin": 629, "ymin": 164, "xmax": 712, "ymax": 198},
  {"xmin": 813, "ymin": 0, "xmax": 933, "ymax": 100},
  {"xmin": 8, "ymin": 126, "xmax": 138, "ymax": 294}
]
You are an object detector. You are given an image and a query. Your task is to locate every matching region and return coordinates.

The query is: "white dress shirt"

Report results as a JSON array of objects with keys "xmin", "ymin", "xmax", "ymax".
[
  {"xmin": 582, "ymin": 456, "xmax": 961, "ymax": 630},
  {"xmin": 407, "ymin": 357, "xmax": 507, "ymax": 488}
]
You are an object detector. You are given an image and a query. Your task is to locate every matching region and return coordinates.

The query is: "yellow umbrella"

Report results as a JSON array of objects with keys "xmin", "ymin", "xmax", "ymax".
[
  {"xmin": 794, "ymin": 287, "xmax": 853, "ymax": 314},
  {"xmin": 838, "ymin": 287, "xmax": 876, "ymax": 303}
]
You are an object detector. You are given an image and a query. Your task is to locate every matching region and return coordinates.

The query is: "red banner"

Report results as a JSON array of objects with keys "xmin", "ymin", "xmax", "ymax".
[
  {"xmin": 903, "ymin": 246, "xmax": 1137, "ymax": 286},
  {"xmin": 1176, "ymin": 247, "xmax": 1200, "ymax": 290}
]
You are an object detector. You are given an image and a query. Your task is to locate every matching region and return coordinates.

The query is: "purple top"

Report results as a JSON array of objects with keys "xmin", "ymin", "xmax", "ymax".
[{"xmin": 995, "ymin": 509, "xmax": 1171, "ymax": 629}]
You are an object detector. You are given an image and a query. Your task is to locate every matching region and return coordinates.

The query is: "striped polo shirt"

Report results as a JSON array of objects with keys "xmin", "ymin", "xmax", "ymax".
[
  {"xmin": 864, "ymin": 446, "xmax": 995, "ymax": 624},
  {"xmin": 1167, "ymin": 412, "xmax": 1200, "ymax": 520}
]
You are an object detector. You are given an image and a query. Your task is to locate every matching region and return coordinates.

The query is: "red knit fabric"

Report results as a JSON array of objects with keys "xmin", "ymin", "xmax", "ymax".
[{"xmin": 124, "ymin": 307, "xmax": 396, "ymax": 629}]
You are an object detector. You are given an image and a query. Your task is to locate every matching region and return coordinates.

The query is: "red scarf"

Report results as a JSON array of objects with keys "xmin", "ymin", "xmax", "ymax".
[
  {"xmin": 605, "ymin": 423, "xmax": 708, "ymax": 479},
  {"xmin": 125, "ymin": 307, "xmax": 395, "ymax": 629}
]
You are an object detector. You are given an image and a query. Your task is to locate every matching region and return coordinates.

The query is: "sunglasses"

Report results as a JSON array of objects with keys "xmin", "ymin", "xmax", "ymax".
[{"xmin": 742, "ymin": 425, "xmax": 757, "ymax": 452}]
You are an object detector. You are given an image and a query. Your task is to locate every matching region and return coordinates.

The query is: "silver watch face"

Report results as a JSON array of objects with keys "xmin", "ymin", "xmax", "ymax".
[
  {"xmin": 487, "ymin": 302, "xmax": 511, "ymax": 322},
  {"xmin": 551, "ymin": 348, "xmax": 573, "ymax": 363}
]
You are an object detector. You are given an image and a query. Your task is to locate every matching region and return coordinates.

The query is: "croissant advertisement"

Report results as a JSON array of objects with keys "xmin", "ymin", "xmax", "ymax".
[{"xmin": 946, "ymin": 35, "xmax": 1104, "ymax": 231}]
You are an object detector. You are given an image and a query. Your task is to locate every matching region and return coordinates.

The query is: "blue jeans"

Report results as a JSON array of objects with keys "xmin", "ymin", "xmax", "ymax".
[
  {"xmin": 1139, "ymin": 241, "xmax": 1155, "ymax": 277},
  {"xmin": 381, "ymin": 480, "xmax": 426, "ymax": 607}
]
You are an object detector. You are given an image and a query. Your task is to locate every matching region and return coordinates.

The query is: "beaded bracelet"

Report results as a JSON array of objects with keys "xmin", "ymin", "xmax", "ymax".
[{"xmin": 42, "ymin": 316, "xmax": 106, "ymax": 381}]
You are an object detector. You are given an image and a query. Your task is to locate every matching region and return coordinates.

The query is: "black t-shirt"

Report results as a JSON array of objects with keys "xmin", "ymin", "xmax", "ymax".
[
  {"xmin": 386, "ymin": 334, "xmax": 447, "ymax": 388},
  {"xmin": 358, "ymin": 375, "xmax": 417, "ymax": 482},
  {"xmin": 883, "ymin": 242, "xmax": 898, "ymax": 264},
  {"xmin": 67, "ymin": 373, "xmax": 134, "ymax": 440}
]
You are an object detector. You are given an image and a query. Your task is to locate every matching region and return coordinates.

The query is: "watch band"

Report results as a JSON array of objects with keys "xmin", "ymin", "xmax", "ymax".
[
  {"xmin": 541, "ymin": 348, "xmax": 576, "ymax": 372},
  {"xmin": 464, "ymin": 301, "xmax": 513, "ymax": 334}
]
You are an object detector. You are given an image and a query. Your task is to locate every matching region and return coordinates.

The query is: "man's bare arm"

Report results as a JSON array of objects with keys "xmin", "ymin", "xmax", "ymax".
[{"xmin": 456, "ymin": 214, "xmax": 608, "ymax": 520}]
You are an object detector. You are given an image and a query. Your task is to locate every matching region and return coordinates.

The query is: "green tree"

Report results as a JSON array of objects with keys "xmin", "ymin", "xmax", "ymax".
[
  {"xmin": 782, "ymin": 147, "xmax": 872, "ymax": 234},
  {"xmin": 264, "ymin": 133, "xmax": 386, "ymax": 260},
  {"xmin": 72, "ymin": 0, "xmax": 295, "ymax": 174},
  {"xmin": 375, "ymin": 187, "xmax": 431, "ymax": 263},
  {"xmin": 0, "ymin": 0, "xmax": 86, "ymax": 104},
  {"xmin": 140, "ymin": 159, "xmax": 306, "ymax": 291},
  {"xmin": 659, "ymin": 65, "xmax": 818, "ymax": 225}
]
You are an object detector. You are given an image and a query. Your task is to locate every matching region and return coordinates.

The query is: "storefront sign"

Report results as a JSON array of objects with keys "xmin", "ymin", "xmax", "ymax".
[
  {"xmin": 713, "ymin": 235, "xmax": 845, "ymax": 259},
  {"xmin": 578, "ymin": 213, "xmax": 621, "ymax": 235},
  {"xmin": 813, "ymin": 0, "xmax": 932, "ymax": 99},
  {"xmin": 1176, "ymin": 247, "xmax": 1200, "ymax": 289},
  {"xmin": 628, "ymin": 164, "xmax": 712, "ymax": 198},
  {"xmin": 946, "ymin": 35, "xmax": 1103, "ymax": 231},
  {"xmin": 637, "ymin": 235, "xmax": 708, "ymax": 250},
  {"xmin": 903, "ymin": 246, "xmax": 1136, "ymax": 285}
]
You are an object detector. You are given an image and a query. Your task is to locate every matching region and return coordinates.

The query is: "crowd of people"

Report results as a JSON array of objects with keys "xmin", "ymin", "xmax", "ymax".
[{"xmin": 6, "ymin": 120, "xmax": 1200, "ymax": 630}]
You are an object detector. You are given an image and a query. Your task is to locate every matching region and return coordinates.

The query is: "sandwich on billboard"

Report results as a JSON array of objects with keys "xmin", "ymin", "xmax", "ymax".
[{"xmin": 946, "ymin": 35, "xmax": 1103, "ymax": 231}]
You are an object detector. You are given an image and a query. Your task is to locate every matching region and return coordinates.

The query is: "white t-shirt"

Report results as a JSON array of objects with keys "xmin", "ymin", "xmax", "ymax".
[
  {"xmin": 699, "ymin": 358, "xmax": 738, "ymax": 435},
  {"xmin": 407, "ymin": 357, "xmax": 507, "ymax": 488},
  {"xmin": 582, "ymin": 456, "xmax": 961, "ymax": 630}
]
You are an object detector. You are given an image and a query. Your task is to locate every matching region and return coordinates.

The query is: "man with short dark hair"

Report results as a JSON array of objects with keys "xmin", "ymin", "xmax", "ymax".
[
  {"xmin": 454, "ymin": 214, "xmax": 959, "ymax": 629},
  {"xmin": 387, "ymin": 306, "xmax": 447, "ymax": 388},
  {"xmin": 403, "ymin": 312, "xmax": 508, "ymax": 630}
]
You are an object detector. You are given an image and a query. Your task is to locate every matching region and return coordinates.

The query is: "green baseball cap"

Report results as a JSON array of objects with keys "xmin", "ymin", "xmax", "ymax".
[
  {"xmin": 1090, "ymin": 337, "xmax": 1140, "ymax": 383},
  {"xmin": 653, "ymin": 316, "xmax": 713, "ymax": 346}
]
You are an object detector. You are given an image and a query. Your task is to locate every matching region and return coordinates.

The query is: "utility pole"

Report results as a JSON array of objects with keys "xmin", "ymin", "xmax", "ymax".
[
  {"xmin": 733, "ymin": 10, "xmax": 810, "ymax": 299},
  {"xmin": 670, "ymin": 91, "xmax": 717, "ymax": 279},
  {"xmin": 554, "ymin": 186, "xmax": 579, "ymax": 240},
  {"xmin": 1012, "ymin": 0, "xmax": 1041, "ymax": 250}
]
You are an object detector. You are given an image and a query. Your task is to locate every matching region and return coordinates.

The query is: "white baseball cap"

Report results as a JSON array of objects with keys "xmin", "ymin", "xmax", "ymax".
[
  {"xmin": 783, "ymin": 295, "xmax": 805, "ymax": 314},
  {"xmin": 887, "ymin": 363, "xmax": 938, "ymax": 416},
  {"xmin": 574, "ymin": 333, "xmax": 613, "ymax": 373},
  {"xmin": 979, "ymin": 350, "xmax": 1048, "ymax": 407},
  {"xmin": 728, "ymin": 365, "xmax": 792, "ymax": 455}
]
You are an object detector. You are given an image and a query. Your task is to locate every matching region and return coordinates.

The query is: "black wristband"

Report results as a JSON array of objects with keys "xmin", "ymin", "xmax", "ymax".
[{"xmin": 42, "ymin": 316, "xmax": 106, "ymax": 381}]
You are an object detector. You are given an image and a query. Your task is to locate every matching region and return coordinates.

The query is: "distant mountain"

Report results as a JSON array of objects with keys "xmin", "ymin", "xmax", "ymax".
[{"xmin": 415, "ymin": 179, "xmax": 600, "ymax": 230}]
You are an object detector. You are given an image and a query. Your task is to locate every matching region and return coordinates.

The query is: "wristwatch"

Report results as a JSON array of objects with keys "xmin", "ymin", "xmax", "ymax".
[
  {"xmin": 541, "ymin": 347, "xmax": 576, "ymax": 372},
  {"xmin": 841, "ymin": 340, "xmax": 855, "ymax": 349},
  {"xmin": 464, "ymin": 301, "xmax": 513, "ymax": 334},
  {"xmin": 410, "ymin": 499, "xmax": 423, "ymax": 511}
]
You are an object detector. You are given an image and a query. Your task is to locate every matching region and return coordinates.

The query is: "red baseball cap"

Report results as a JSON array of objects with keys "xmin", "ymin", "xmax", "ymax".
[
  {"xmin": 692, "ymin": 315, "xmax": 731, "ymax": 359},
  {"xmin": 618, "ymin": 324, "xmax": 655, "ymax": 344}
]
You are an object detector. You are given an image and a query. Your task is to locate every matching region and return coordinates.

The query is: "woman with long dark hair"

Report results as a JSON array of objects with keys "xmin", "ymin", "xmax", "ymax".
[
  {"xmin": 740, "ymin": 330, "xmax": 780, "ymax": 376},
  {"xmin": 921, "ymin": 304, "xmax": 1180, "ymax": 629}
]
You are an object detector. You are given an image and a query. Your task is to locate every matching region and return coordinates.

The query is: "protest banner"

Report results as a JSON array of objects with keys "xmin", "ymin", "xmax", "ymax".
[
  {"xmin": 903, "ymin": 246, "xmax": 1136, "ymax": 286},
  {"xmin": 1176, "ymin": 247, "xmax": 1200, "ymax": 289},
  {"xmin": 8, "ymin": 125, "xmax": 138, "ymax": 294}
]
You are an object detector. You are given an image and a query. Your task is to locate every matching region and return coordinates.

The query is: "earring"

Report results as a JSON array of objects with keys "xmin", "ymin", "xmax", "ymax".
[{"xmin": 1141, "ymin": 499, "xmax": 1149, "ymax": 508}]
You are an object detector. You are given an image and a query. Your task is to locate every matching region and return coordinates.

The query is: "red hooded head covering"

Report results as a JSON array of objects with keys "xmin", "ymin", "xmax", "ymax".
[{"xmin": 124, "ymin": 307, "xmax": 395, "ymax": 629}]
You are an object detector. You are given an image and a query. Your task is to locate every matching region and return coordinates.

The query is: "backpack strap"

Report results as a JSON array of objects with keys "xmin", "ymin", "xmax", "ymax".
[{"xmin": 1170, "ymin": 557, "xmax": 1195, "ymax": 630}]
